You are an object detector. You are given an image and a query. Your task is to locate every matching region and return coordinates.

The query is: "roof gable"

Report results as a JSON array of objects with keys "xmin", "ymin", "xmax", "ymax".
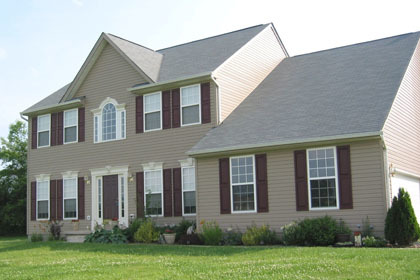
[{"xmin": 190, "ymin": 32, "xmax": 420, "ymax": 155}]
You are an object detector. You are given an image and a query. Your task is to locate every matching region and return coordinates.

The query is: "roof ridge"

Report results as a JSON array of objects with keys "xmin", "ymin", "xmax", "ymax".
[
  {"xmin": 106, "ymin": 33, "xmax": 158, "ymax": 54},
  {"xmin": 156, "ymin": 24, "xmax": 268, "ymax": 52},
  {"xmin": 292, "ymin": 31, "xmax": 420, "ymax": 58}
]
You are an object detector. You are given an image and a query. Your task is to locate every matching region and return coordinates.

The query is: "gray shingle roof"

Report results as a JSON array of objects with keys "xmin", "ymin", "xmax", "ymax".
[
  {"xmin": 189, "ymin": 32, "xmax": 420, "ymax": 155},
  {"xmin": 23, "ymin": 24, "xmax": 269, "ymax": 113}
]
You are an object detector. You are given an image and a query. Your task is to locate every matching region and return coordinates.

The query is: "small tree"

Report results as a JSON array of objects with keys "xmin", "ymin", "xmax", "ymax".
[{"xmin": 385, "ymin": 188, "xmax": 420, "ymax": 245}]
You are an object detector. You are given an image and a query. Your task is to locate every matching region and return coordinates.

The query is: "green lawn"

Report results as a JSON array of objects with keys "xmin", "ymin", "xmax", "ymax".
[{"xmin": 0, "ymin": 237, "xmax": 419, "ymax": 279}]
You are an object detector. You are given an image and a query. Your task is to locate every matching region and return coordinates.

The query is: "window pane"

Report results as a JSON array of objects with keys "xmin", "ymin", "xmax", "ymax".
[
  {"xmin": 181, "ymin": 85, "xmax": 200, "ymax": 106},
  {"xmin": 37, "ymin": 181, "xmax": 49, "ymax": 200},
  {"xmin": 182, "ymin": 167, "xmax": 195, "ymax": 191},
  {"xmin": 102, "ymin": 103, "xmax": 116, "ymax": 141},
  {"xmin": 232, "ymin": 184, "xmax": 254, "ymax": 211},
  {"xmin": 121, "ymin": 111, "xmax": 125, "ymax": 138},
  {"xmin": 145, "ymin": 111, "xmax": 161, "ymax": 130},
  {"xmin": 65, "ymin": 126, "xmax": 77, "ymax": 143},
  {"xmin": 64, "ymin": 110, "xmax": 77, "ymax": 127},
  {"xmin": 38, "ymin": 131, "xmax": 49, "ymax": 147},
  {"xmin": 37, "ymin": 200, "xmax": 48, "ymax": 219},
  {"xmin": 94, "ymin": 116, "xmax": 98, "ymax": 142},
  {"xmin": 63, "ymin": 178, "xmax": 77, "ymax": 199},
  {"xmin": 183, "ymin": 191, "xmax": 196, "ymax": 214},
  {"xmin": 145, "ymin": 170, "xmax": 162, "ymax": 193},
  {"xmin": 310, "ymin": 178, "xmax": 337, "ymax": 208},
  {"xmin": 144, "ymin": 93, "xmax": 161, "ymax": 113},
  {"xmin": 38, "ymin": 115, "xmax": 50, "ymax": 131},
  {"xmin": 146, "ymin": 193, "xmax": 162, "ymax": 215},
  {"xmin": 64, "ymin": 199, "xmax": 77, "ymax": 218},
  {"xmin": 182, "ymin": 105, "xmax": 200, "ymax": 125}
]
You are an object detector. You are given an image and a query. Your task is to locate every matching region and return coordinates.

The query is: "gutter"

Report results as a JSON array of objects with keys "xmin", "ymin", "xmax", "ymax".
[
  {"xmin": 127, "ymin": 72, "xmax": 213, "ymax": 92},
  {"xmin": 187, "ymin": 131, "xmax": 382, "ymax": 156},
  {"xmin": 390, "ymin": 167, "xmax": 420, "ymax": 179},
  {"xmin": 20, "ymin": 98, "xmax": 83, "ymax": 116}
]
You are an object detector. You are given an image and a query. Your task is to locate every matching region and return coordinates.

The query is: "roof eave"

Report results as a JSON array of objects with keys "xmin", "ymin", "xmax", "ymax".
[
  {"xmin": 187, "ymin": 131, "xmax": 382, "ymax": 157},
  {"xmin": 21, "ymin": 98, "xmax": 84, "ymax": 117}
]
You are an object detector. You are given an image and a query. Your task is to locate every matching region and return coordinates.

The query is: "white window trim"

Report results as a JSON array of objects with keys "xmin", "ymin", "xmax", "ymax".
[
  {"xmin": 142, "ymin": 162, "xmax": 164, "ymax": 217},
  {"xmin": 63, "ymin": 109, "xmax": 78, "ymax": 145},
  {"xmin": 230, "ymin": 155, "xmax": 257, "ymax": 214},
  {"xmin": 306, "ymin": 147, "xmax": 340, "ymax": 211},
  {"xmin": 62, "ymin": 172, "xmax": 78, "ymax": 220},
  {"xmin": 143, "ymin": 92, "xmax": 162, "ymax": 132},
  {"xmin": 180, "ymin": 84, "xmax": 201, "ymax": 127},
  {"xmin": 91, "ymin": 97, "xmax": 126, "ymax": 144},
  {"xmin": 179, "ymin": 158, "xmax": 196, "ymax": 216},
  {"xmin": 37, "ymin": 114, "xmax": 51, "ymax": 148},
  {"xmin": 35, "ymin": 174, "xmax": 50, "ymax": 221}
]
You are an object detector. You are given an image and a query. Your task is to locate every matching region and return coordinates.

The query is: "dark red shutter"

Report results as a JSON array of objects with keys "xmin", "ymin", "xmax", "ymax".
[
  {"xmin": 56, "ymin": 179, "xmax": 63, "ymax": 220},
  {"xmin": 171, "ymin": 88, "xmax": 180, "ymax": 128},
  {"xmin": 256, "ymin": 154, "xmax": 269, "ymax": 213},
  {"xmin": 294, "ymin": 150, "xmax": 309, "ymax": 211},
  {"xmin": 201, "ymin": 82, "xmax": 211, "ymax": 124},
  {"xmin": 51, "ymin": 113, "xmax": 57, "ymax": 146},
  {"xmin": 162, "ymin": 90, "xmax": 171, "ymax": 129},
  {"xmin": 50, "ymin": 180, "xmax": 57, "ymax": 220},
  {"xmin": 136, "ymin": 172, "xmax": 144, "ymax": 218},
  {"xmin": 219, "ymin": 158, "xmax": 231, "ymax": 214},
  {"xmin": 31, "ymin": 181, "xmax": 36, "ymax": 220},
  {"xmin": 57, "ymin": 112, "xmax": 63, "ymax": 145},
  {"xmin": 78, "ymin": 177, "xmax": 85, "ymax": 219},
  {"xmin": 78, "ymin": 108, "xmax": 85, "ymax": 142},
  {"xmin": 31, "ymin": 117, "xmax": 37, "ymax": 149},
  {"xmin": 163, "ymin": 169, "xmax": 173, "ymax": 217},
  {"xmin": 136, "ymin": 96, "xmax": 143, "ymax": 133},
  {"xmin": 173, "ymin": 168, "xmax": 182, "ymax": 216},
  {"xmin": 337, "ymin": 145, "xmax": 353, "ymax": 209}
]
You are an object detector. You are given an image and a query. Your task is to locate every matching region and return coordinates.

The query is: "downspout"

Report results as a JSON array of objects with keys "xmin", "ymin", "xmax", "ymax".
[
  {"xmin": 20, "ymin": 113, "xmax": 29, "ymax": 237},
  {"xmin": 210, "ymin": 73, "xmax": 221, "ymax": 125},
  {"xmin": 380, "ymin": 134, "xmax": 391, "ymax": 210},
  {"xmin": 20, "ymin": 114, "xmax": 28, "ymax": 122}
]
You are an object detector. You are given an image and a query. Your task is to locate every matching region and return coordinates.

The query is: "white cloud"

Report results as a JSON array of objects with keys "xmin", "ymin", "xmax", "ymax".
[
  {"xmin": 0, "ymin": 48, "xmax": 7, "ymax": 60},
  {"xmin": 72, "ymin": 0, "xmax": 83, "ymax": 7}
]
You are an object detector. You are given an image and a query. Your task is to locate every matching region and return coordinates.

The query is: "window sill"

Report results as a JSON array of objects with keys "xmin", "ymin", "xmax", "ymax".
[
  {"xmin": 94, "ymin": 137, "xmax": 126, "ymax": 144},
  {"xmin": 182, "ymin": 213, "xmax": 196, "ymax": 217},
  {"xmin": 231, "ymin": 210, "xmax": 257, "ymax": 214},
  {"xmin": 63, "ymin": 141, "xmax": 78, "ymax": 145},
  {"xmin": 181, "ymin": 121, "xmax": 201, "ymax": 127},
  {"xmin": 37, "ymin": 145, "xmax": 50, "ymax": 149},
  {"xmin": 144, "ymin": 128, "xmax": 162, "ymax": 133},
  {"xmin": 309, "ymin": 207, "xmax": 339, "ymax": 211}
]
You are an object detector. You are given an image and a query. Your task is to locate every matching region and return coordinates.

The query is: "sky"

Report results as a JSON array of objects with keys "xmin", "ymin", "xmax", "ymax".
[{"xmin": 0, "ymin": 0, "xmax": 420, "ymax": 140}]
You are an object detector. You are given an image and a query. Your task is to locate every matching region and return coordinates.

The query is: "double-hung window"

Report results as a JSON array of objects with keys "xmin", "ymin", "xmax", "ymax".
[
  {"xmin": 36, "ymin": 180, "xmax": 49, "ymax": 220},
  {"xmin": 181, "ymin": 84, "xmax": 201, "ymax": 126},
  {"xmin": 37, "ymin": 114, "xmax": 50, "ymax": 147},
  {"xmin": 92, "ymin": 98, "xmax": 126, "ymax": 143},
  {"xmin": 307, "ymin": 147, "xmax": 339, "ymax": 209},
  {"xmin": 230, "ymin": 155, "xmax": 256, "ymax": 213},
  {"xmin": 64, "ymin": 109, "xmax": 78, "ymax": 144},
  {"xmin": 144, "ymin": 92, "xmax": 162, "ymax": 131},
  {"xmin": 144, "ymin": 169, "xmax": 163, "ymax": 216},
  {"xmin": 63, "ymin": 177, "xmax": 78, "ymax": 219},
  {"xmin": 182, "ymin": 167, "xmax": 196, "ymax": 215}
]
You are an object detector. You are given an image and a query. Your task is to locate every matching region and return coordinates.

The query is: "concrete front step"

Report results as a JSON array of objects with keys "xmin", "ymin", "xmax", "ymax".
[{"xmin": 64, "ymin": 231, "xmax": 91, "ymax": 243}]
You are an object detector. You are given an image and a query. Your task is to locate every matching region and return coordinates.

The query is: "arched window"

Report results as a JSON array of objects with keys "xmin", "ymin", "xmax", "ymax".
[{"xmin": 102, "ymin": 103, "xmax": 116, "ymax": 141}]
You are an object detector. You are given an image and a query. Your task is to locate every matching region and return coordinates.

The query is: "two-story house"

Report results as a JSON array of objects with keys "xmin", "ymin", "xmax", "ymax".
[{"xmin": 22, "ymin": 24, "xmax": 420, "ymax": 240}]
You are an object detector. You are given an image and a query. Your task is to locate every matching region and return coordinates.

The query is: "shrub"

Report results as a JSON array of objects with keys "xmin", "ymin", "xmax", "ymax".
[
  {"xmin": 242, "ymin": 224, "xmax": 280, "ymax": 246},
  {"xmin": 362, "ymin": 216, "xmax": 373, "ymax": 237},
  {"xmin": 337, "ymin": 219, "xmax": 351, "ymax": 234},
  {"xmin": 48, "ymin": 221, "xmax": 63, "ymax": 241},
  {"xmin": 282, "ymin": 216, "xmax": 338, "ymax": 246},
  {"xmin": 85, "ymin": 226, "xmax": 127, "ymax": 244},
  {"xmin": 363, "ymin": 236, "xmax": 387, "ymax": 247},
  {"xmin": 222, "ymin": 228, "xmax": 243, "ymax": 245},
  {"xmin": 199, "ymin": 221, "xmax": 223, "ymax": 245},
  {"xmin": 178, "ymin": 233, "xmax": 203, "ymax": 245},
  {"xmin": 175, "ymin": 219, "xmax": 195, "ymax": 241},
  {"xmin": 385, "ymin": 188, "xmax": 420, "ymax": 245},
  {"xmin": 134, "ymin": 219, "xmax": 160, "ymax": 243},
  {"xmin": 123, "ymin": 218, "xmax": 143, "ymax": 242},
  {"xmin": 30, "ymin": 233, "xmax": 43, "ymax": 242}
]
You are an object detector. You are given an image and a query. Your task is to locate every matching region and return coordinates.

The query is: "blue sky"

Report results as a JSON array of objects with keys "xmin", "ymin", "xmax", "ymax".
[{"xmin": 0, "ymin": 0, "xmax": 419, "ymax": 140}]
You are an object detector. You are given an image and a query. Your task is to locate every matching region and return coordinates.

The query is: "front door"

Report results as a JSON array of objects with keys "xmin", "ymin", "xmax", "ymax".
[{"xmin": 103, "ymin": 175, "xmax": 119, "ymax": 220}]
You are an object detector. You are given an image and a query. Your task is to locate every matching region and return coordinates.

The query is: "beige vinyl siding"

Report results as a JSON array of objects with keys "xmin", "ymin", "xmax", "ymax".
[
  {"xmin": 383, "ymin": 40, "xmax": 420, "ymax": 179},
  {"xmin": 196, "ymin": 140, "xmax": 388, "ymax": 236},
  {"xmin": 27, "ymin": 43, "xmax": 215, "ymax": 234},
  {"xmin": 215, "ymin": 25, "xmax": 286, "ymax": 122}
]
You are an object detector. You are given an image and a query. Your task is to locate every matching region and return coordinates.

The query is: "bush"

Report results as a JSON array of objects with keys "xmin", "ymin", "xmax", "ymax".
[
  {"xmin": 30, "ymin": 233, "xmax": 43, "ymax": 242},
  {"xmin": 199, "ymin": 221, "xmax": 223, "ymax": 245},
  {"xmin": 178, "ymin": 233, "xmax": 203, "ymax": 245},
  {"xmin": 242, "ymin": 224, "xmax": 280, "ymax": 246},
  {"xmin": 283, "ymin": 216, "xmax": 338, "ymax": 246},
  {"xmin": 363, "ymin": 236, "xmax": 387, "ymax": 247},
  {"xmin": 337, "ymin": 219, "xmax": 351, "ymax": 234},
  {"xmin": 222, "ymin": 228, "xmax": 243, "ymax": 245},
  {"xmin": 49, "ymin": 221, "xmax": 63, "ymax": 241},
  {"xmin": 123, "ymin": 218, "xmax": 143, "ymax": 242},
  {"xmin": 175, "ymin": 219, "xmax": 195, "ymax": 241},
  {"xmin": 134, "ymin": 219, "xmax": 160, "ymax": 243},
  {"xmin": 385, "ymin": 188, "xmax": 420, "ymax": 245},
  {"xmin": 85, "ymin": 226, "xmax": 127, "ymax": 244}
]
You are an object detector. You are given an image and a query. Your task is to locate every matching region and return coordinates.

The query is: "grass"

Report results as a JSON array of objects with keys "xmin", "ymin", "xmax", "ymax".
[{"xmin": 0, "ymin": 237, "xmax": 419, "ymax": 279}]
